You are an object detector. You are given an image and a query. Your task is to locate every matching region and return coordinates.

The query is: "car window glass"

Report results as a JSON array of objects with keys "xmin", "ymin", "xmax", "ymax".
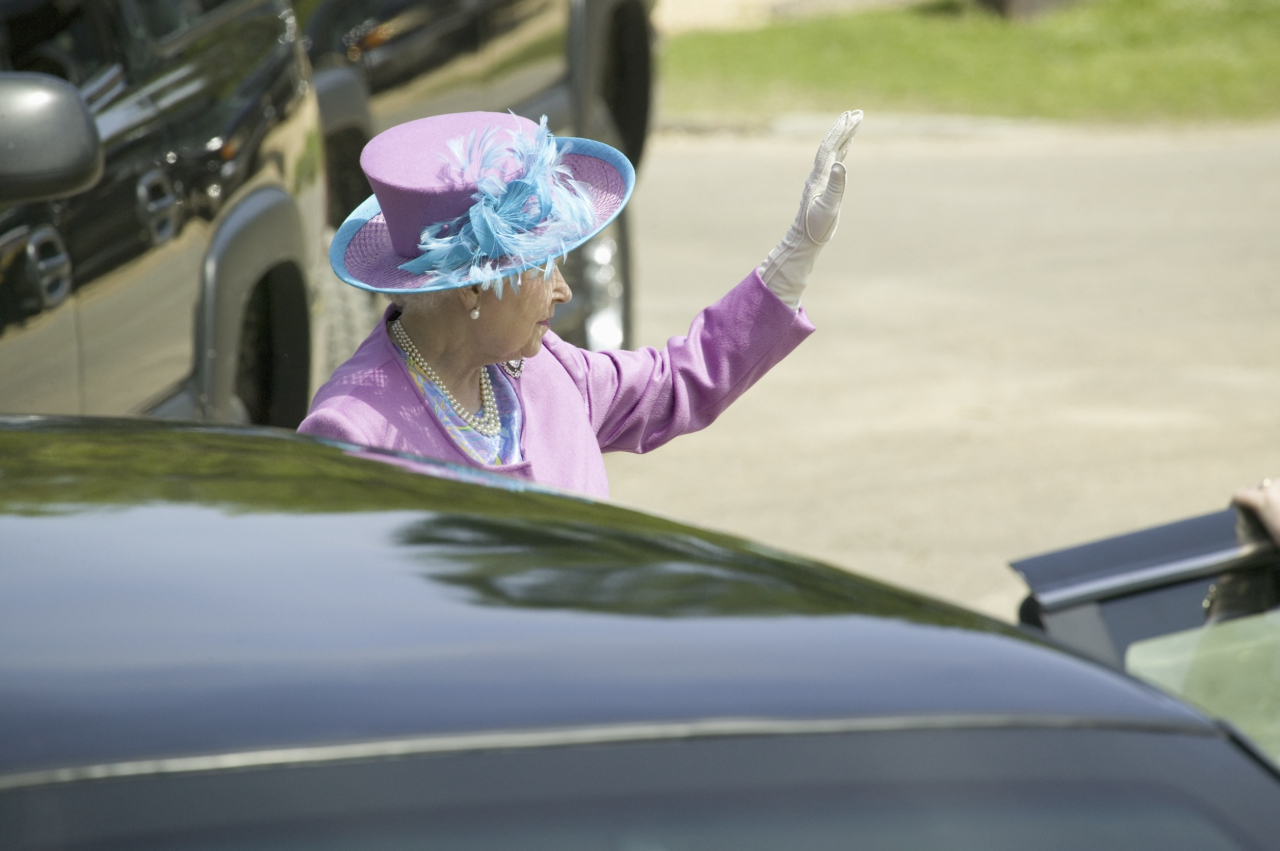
[
  {"xmin": 2, "ymin": 0, "xmax": 108, "ymax": 85},
  {"xmin": 131, "ymin": 0, "xmax": 237, "ymax": 40},
  {"xmin": 1127, "ymin": 607, "xmax": 1280, "ymax": 765}
]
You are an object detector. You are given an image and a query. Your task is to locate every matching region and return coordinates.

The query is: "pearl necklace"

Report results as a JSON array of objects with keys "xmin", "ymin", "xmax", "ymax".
[{"xmin": 390, "ymin": 318, "xmax": 501, "ymax": 437}]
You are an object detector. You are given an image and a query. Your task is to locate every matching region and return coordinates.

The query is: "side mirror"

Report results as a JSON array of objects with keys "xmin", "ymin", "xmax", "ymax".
[{"xmin": 0, "ymin": 73, "xmax": 103, "ymax": 204}]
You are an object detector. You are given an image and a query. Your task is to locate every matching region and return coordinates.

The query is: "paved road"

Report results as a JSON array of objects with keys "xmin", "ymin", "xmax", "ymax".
[{"xmin": 604, "ymin": 115, "xmax": 1280, "ymax": 621}]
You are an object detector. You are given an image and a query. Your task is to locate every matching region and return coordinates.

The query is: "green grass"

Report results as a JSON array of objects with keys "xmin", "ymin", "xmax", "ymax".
[{"xmin": 661, "ymin": 0, "xmax": 1280, "ymax": 122}]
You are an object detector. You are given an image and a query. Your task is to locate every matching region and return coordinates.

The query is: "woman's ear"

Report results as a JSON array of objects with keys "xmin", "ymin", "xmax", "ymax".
[{"xmin": 456, "ymin": 286, "xmax": 481, "ymax": 312}]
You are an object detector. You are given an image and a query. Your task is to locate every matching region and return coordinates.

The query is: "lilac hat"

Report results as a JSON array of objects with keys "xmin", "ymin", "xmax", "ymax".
[{"xmin": 330, "ymin": 111, "xmax": 635, "ymax": 296}]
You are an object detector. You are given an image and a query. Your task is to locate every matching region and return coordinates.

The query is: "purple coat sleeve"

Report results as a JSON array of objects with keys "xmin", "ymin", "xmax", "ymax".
[{"xmin": 545, "ymin": 269, "xmax": 816, "ymax": 454}]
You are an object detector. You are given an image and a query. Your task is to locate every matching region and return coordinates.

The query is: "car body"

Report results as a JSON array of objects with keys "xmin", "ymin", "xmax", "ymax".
[
  {"xmin": 3, "ymin": 415, "xmax": 1280, "ymax": 850},
  {"xmin": 299, "ymin": 0, "xmax": 655, "ymax": 350}
]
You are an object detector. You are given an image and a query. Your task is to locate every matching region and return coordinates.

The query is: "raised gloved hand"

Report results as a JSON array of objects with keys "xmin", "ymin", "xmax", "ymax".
[{"xmin": 759, "ymin": 110, "xmax": 863, "ymax": 310}]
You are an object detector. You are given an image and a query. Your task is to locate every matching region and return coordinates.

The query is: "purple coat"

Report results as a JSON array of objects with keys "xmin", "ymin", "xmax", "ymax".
[{"xmin": 298, "ymin": 270, "xmax": 815, "ymax": 497}]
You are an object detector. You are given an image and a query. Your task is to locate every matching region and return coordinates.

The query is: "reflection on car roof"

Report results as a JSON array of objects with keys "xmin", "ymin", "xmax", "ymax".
[{"xmin": 0, "ymin": 417, "xmax": 1214, "ymax": 781}]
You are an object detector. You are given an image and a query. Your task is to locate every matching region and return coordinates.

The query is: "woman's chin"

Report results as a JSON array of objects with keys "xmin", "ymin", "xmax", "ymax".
[
  {"xmin": 512, "ymin": 339, "xmax": 542, "ymax": 360},
  {"xmin": 520, "ymin": 327, "xmax": 550, "ymax": 358}
]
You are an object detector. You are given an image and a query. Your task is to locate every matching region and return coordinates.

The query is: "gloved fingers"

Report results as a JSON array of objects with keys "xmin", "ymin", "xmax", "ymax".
[
  {"xmin": 826, "ymin": 161, "xmax": 847, "ymax": 196},
  {"xmin": 806, "ymin": 161, "xmax": 846, "ymax": 243},
  {"xmin": 828, "ymin": 110, "xmax": 863, "ymax": 165},
  {"xmin": 810, "ymin": 110, "xmax": 863, "ymax": 184},
  {"xmin": 799, "ymin": 111, "xmax": 862, "ymax": 235}
]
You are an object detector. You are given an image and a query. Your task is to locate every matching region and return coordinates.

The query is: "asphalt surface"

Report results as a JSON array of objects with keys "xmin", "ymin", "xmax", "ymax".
[{"xmin": 603, "ymin": 115, "xmax": 1280, "ymax": 621}]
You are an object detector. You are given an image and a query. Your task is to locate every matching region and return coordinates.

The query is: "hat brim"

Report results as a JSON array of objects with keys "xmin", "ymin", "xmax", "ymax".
[{"xmin": 330, "ymin": 137, "xmax": 635, "ymax": 295}]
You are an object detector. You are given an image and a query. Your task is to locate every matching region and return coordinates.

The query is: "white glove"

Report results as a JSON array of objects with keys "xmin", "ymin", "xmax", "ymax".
[{"xmin": 759, "ymin": 110, "xmax": 863, "ymax": 310}]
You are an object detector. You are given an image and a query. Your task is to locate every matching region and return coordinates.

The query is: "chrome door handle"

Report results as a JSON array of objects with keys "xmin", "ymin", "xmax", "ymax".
[
  {"xmin": 24, "ymin": 225, "xmax": 73, "ymax": 309},
  {"xmin": 137, "ymin": 169, "xmax": 180, "ymax": 245}
]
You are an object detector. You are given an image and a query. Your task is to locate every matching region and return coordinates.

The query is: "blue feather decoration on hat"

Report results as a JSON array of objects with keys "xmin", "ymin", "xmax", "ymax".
[{"xmin": 396, "ymin": 116, "xmax": 596, "ymax": 297}]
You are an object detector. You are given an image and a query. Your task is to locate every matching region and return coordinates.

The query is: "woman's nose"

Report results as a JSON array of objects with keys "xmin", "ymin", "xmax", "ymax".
[{"xmin": 552, "ymin": 268, "xmax": 572, "ymax": 304}]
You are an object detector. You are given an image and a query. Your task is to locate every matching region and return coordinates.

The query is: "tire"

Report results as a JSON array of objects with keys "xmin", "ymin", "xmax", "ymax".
[
  {"xmin": 233, "ymin": 268, "xmax": 312, "ymax": 427},
  {"xmin": 234, "ymin": 282, "xmax": 273, "ymax": 425},
  {"xmin": 601, "ymin": 1, "xmax": 653, "ymax": 168}
]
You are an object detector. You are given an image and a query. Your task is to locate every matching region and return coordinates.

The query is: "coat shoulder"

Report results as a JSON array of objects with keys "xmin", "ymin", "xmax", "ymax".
[
  {"xmin": 302, "ymin": 323, "xmax": 417, "ymax": 442},
  {"xmin": 313, "ymin": 326, "xmax": 406, "ymax": 403}
]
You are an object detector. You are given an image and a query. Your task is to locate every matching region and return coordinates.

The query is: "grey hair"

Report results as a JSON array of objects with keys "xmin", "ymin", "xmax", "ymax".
[
  {"xmin": 388, "ymin": 290, "xmax": 446, "ymax": 318},
  {"xmin": 389, "ymin": 268, "xmax": 541, "ymax": 318}
]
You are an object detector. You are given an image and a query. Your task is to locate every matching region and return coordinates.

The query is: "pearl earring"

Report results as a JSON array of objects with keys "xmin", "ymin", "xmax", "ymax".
[{"xmin": 469, "ymin": 307, "xmax": 480, "ymax": 320}]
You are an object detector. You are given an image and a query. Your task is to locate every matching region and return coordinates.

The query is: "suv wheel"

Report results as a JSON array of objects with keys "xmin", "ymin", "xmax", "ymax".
[
  {"xmin": 235, "ymin": 283, "xmax": 273, "ymax": 425},
  {"xmin": 232, "ymin": 267, "xmax": 311, "ymax": 427}
]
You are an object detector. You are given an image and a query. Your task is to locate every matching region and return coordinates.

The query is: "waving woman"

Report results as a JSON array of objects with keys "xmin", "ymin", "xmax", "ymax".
[{"xmin": 299, "ymin": 110, "xmax": 862, "ymax": 497}]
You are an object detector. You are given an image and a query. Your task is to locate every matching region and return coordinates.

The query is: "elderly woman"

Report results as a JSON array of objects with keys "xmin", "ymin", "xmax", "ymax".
[{"xmin": 299, "ymin": 110, "xmax": 861, "ymax": 496}]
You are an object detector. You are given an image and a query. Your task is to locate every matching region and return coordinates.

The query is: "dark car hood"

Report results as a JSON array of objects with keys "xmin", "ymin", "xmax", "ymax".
[{"xmin": 0, "ymin": 417, "xmax": 1211, "ymax": 778}]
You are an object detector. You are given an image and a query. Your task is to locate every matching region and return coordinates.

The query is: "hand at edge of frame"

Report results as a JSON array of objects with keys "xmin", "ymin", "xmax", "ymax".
[{"xmin": 1232, "ymin": 477, "xmax": 1280, "ymax": 545}]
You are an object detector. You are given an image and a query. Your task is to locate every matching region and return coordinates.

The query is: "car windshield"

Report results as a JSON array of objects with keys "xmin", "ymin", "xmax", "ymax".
[{"xmin": 1127, "ymin": 607, "xmax": 1280, "ymax": 763}]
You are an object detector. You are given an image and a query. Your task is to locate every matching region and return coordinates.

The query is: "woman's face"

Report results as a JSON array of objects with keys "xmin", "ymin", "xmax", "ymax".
[{"xmin": 477, "ymin": 263, "xmax": 572, "ymax": 361}]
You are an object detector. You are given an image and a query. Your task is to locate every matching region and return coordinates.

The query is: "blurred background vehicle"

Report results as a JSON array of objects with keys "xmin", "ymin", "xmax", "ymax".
[
  {"xmin": 2, "ymin": 414, "xmax": 1279, "ymax": 850},
  {"xmin": 0, "ymin": 0, "xmax": 329, "ymax": 426},
  {"xmin": 0, "ymin": 0, "xmax": 653, "ymax": 428}
]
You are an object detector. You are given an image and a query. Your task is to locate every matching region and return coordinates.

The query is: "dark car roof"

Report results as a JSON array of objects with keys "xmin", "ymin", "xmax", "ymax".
[{"xmin": 0, "ymin": 417, "xmax": 1211, "ymax": 781}]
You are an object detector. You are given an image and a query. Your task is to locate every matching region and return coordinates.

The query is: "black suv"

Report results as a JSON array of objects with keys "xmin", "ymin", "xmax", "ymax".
[
  {"xmin": 0, "ymin": 0, "xmax": 653, "ymax": 426},
  {"xmin": 0, "ymin": 0, "xmax": 329, "ymax": 426}
]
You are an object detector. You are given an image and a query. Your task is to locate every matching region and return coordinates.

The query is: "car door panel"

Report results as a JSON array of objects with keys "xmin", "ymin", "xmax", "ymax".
[
  {"xmin": 1012, "ymin": 507, "xmax": 1279, "ymax": 664},
  {"xmin": 75, "ymin": 224, "xmax": 207, "ymax": 414},
  {"xmin": 78, "ymin": 0, "xmax": 295, "ymax": 415},
  {"xmin": 68, "ymin": 60, "xmax": 200, "ymax": 414},
  {"xmin": 0, "ymin": 0, "xmax": 121, "ymax": 414},
  {"xmin": 0, "ymin": 0, "xmax": 198, "ymax": 415},
  {"xmin": 1013, "ymin": 508, "xmax": 1280, "ymax": 766}
]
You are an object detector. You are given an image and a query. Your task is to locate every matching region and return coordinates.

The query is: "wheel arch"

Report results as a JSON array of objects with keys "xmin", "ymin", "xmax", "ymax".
[
  {"xmin": 198, "ymin": 186, "xmax": 312, "ymax": 424},
  {"xmin": 312, "ymin": 65, "xmax": 373, "ymax": 140}
]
